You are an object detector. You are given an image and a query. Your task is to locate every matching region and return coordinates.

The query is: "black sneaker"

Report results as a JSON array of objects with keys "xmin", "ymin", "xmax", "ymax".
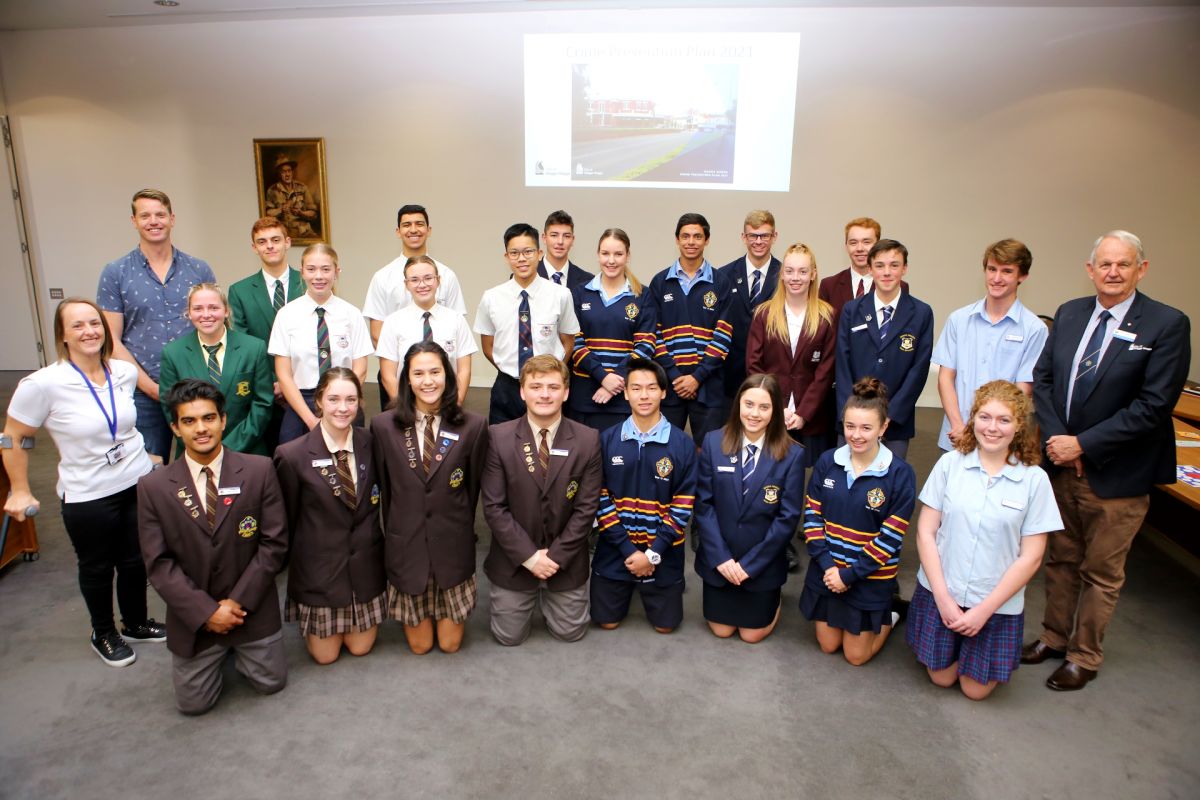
[
  {"xmin": 90, "ymin": 630, "xmax": 136, "ymax": 667},
  {"xmin": 122, "ymin": 618, "xmax": 167, "ymax": 643}
]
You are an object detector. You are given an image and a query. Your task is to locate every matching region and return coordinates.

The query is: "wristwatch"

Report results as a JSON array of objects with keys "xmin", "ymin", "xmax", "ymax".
[{"xmin": 644, "ymin": 548, "xmax": 662, "ymax": 566}]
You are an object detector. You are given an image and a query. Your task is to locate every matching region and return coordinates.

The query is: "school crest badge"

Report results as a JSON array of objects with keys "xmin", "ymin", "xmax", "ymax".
[
  {"xmin": 449, "ymin": 467, "xmax": 465, "ymax": 488},
  {"xmin": 703, "ymin": 291, "xmax": 717, "ymax": 309},
  {"xmin": 898, "ymin": 334, "xmax": 916, "ymax": 353},
  {"xmin": 236, "ymin": 381, "xmax": 250, "ymax": 397},
  {"xmin": 566, "ymin": 480, "xmax": 579, "ymax": 500},
  {"xmin": 625, "ymin": 303, "xmax": 639, "ymax": 321},
  {"xmin": 238, "ymin": 516, "xmax": 258, "ymax": 538},
  {"xmin": 370, "ymin": 484, "xmax": 380, "ymax": 505},
  {"xmin": 866, "ymin": 488, "xmax": 885, "ymax": 508},
  {"xmin": 763, "ymin": 485, "xmax": 781, "ymax": 504},
  {"xmin": 538, "ymin": 324, "xmax": 554, "ymax": 339},
  {"xmin": 656, "ymin": 457, "xmax": 673, "ymax": 478}
]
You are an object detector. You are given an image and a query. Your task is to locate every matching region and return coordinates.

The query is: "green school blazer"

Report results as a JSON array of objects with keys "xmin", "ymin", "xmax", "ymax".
[
  {"xmin": 158, "ymin": 329, "xmax": 275, "ymax": 455},
  {"xmin": 228, "ymin": 268, "xmax": 306, "ymax": 344}
]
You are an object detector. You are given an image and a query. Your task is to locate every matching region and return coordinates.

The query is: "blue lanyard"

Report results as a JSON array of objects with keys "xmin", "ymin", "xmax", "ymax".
[{"xmin": 68, "ymin": 361, "xmax": 118, "ymax": 442}]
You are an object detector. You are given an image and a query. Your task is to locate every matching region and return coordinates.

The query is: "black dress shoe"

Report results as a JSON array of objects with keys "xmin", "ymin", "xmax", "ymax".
[
  {"xmin": 1046, "ymin": 661, "xmax": 1098, "ymax": 691},
  {"xmin": 1020, "ymin": 640, "xmax": 1067, "ymax": 664}
]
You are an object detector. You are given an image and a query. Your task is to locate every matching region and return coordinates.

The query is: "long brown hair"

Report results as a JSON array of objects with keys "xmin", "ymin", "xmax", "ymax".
[
  {"xmin": 955, "ymin": 380, "xmax": 1041, "ymax": 466},
  {"xmin": 721, "ymin": 373, "xmax": 793, "ymax": 461},
  {"xmin": 755, "ymin": 242, "xmax": 833, "ymax": 344}
]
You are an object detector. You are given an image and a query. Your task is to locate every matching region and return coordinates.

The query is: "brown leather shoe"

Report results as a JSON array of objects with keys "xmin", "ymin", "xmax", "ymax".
[
  {"xmin": 1046, "ymin": 661, "xmax": 1098, "ymax": 691},
  {"xmin": 1020, "ymin": 640, "xmax": 1066, "ymax": 664}
]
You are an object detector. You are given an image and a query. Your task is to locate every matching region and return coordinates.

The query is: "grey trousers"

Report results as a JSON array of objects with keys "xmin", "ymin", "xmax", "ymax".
[
  {"xmin": 489, "ymin": 582, "xmax": 590, "ymax": 646},
  {"xmin": 171, "ymin": 629, "xmax": 287, "ymax": 715}
]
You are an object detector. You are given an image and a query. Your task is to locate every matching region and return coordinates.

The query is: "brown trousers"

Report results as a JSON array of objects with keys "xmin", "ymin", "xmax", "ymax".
[{"xmin": 1041, "ymin": 471, "xmax": 1149, "ymax": 670}]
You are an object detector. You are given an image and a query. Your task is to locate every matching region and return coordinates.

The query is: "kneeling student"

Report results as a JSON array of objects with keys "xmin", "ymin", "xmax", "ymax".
[
  {"xmin": 482, "ymin": 355, "xmax": 603, "ymax": 645},
  {"xmin": 138, "ymin": 379, "xmax": 288, "ymax": 715},
  {"xmin": 591, "ymin": 357, "xmax": 696, "ymax": 633}
]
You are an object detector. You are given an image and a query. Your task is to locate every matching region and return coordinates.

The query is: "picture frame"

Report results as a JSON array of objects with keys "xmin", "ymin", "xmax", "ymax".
[{"xmin": 253, "ymin": 137, "xmax": 330, "ymax": 245}]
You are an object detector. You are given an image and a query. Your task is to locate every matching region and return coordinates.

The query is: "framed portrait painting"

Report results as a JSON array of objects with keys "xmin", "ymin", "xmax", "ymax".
[{"xmin": 253, "ymin": 138, "xmax": 330, "ymax": 245}]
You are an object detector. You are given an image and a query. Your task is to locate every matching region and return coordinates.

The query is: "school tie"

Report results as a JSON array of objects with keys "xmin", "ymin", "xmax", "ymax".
[
  {"xmin": 272, "ymin": 279, "xmax": 285, "ymax": 311},
  {"xmin": 552, "ymin": 272, "xmax": 563, "ymax": 285},
  {"xmin": 315, "ymin": 307, "xmax": 331, "ymax": 375},
  {"xmin": 750, "ymin": 269, "xmax": 762, "ymax": 303},
  {"xmin": 422, "ymin": 414, "xmax": 436, "ymax": 474},
  {"xmin": 201, "ymin": 466, "xmax": 217, "ymax": 530},
  {"xmin": 202, "ymin": 343, "xmax": 222, "ymax": 385},
  {"xmin": 518, "ymin": 290, "xmax": 532, "ymax": 372},
  {"xmin": 742, "ymin": 444, "xmax": 758, "ymax": 494},
  {"xmin": 1071, "ymin": 309, "xmax": 1112, "ymax": 416},
  {"xmin": 855, "ymin": 278, "xmax": 865, "ymax": 298},
  {"xmin": 335, "ymin": 450, "xmax": 356, "ymax": 509},
  {"xmin": 878, "ymin": 305, "xmax": 894, "ymax": 340},
  {"xmin": 538, "ymin": 428, "xmax": 550, "ymax": 483},
  {"xmin": 421, "ymin": 311, "xmax": 433, "ymax": 342}
]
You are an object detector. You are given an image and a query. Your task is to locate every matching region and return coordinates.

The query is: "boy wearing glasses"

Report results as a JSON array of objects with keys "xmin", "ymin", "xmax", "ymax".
[
  {"xmin": 376, "ymin": 255, "xmax": 477, "ymax": 405},
  {"xmin": 475, "ymin": 223, "xmax": 580, "ymax": 424},
  {"xmin": 717, "ymin": 210, "xmax": 781, "ymax": 400}
]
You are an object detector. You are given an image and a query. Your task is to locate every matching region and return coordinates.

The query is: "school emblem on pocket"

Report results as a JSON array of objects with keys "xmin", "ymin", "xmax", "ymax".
[
  {"xmin": 538, "ymin": 324, "xmax": 554, "ymax": 339},
  {"xmin": 238, "ymin": 516, "xmax": 258, "ymax": 538},
  {"xmin": 703, "ymin": 291, "xmax": 717, "ymax": 309},
  {"xmin": 763, "ymin": 485, "xmax": 780, "ymax": 504},
  {"xmin": 898, "ymin": 334, "xmax": 916, "ymax": 352},
  {"xmin": 371, "ymin": 484, "xmax": 380, "ymax": 505},
  {"xmin": 566, "ymin": 480, "xmax": 579, "ymax": 500},
  {"xmin": 656, "ymin": 457, "xmax": 673, "ymax": 478},
  {"xmin": 236, "ymin": 381, "xmax": 250, "ymax": 397},
  {"xmin": 866, "ymin": 488, "xmax": 885, "ymax": 508},
  {"xmin": 449, "ymin": 467, "xmax": 464, "ymax": 488},
  {"xmin": 625, "ymin": 303, "xmax": 639, "ymax": 321}
]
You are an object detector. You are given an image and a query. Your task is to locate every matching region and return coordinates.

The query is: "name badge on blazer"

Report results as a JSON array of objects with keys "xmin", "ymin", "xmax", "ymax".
[
  {"xmin": 312, "ymin": 458, "xmax": 334, "ymax": 467},
  {"xmin": 550, "ymin": 448, "xmax": 569, "ymax": 457},
  {"xmin": 717, "ymin": 465, "xmax": 735, "ymax": 473},
  {"xmin": 1001, "ymin": 499, "xmax": 1025, "ymax": 511},
  {"xmin": 850, "ymin": 323, "xmax": 869, "ymax": 333},
  {"xmin": 217, "ymin": 486, "xmax": 241, "ymax": 496},
  {"xmin": 1112, "ymin": 329, "xmax": 1136, "ymax": 342},
  {"xmin": 442, "ymin": 431, "xmax": 461, "ymax": 441}
]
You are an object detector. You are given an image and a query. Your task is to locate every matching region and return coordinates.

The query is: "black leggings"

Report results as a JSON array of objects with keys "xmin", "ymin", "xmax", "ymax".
[{"xmin": 60, "ymin": 485, "xmax": 148, "ymax": 635}]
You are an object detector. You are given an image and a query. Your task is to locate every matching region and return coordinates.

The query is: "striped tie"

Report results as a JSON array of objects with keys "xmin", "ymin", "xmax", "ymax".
[
  {"xmin": 878, "ymin": 305, "xmax": 894, "ymax": 340},
  {"xmin": 552, "ymin": 272, "xmax": 563, "ymax": 285},
  {"xmin": 272, "ymin": 279, "xmax": 285, "ymax": 311},
  {"xmin": 518, "ymin": 290, "xmax": 532, "ymax": 372},
  {"xmin": 750, "ymin": 269, "xmax": 762, "ymax": 302},
  {"xmin": 742, "ymin": 444, "xmax": 758, "ymax": 494},
  {"xmin": 422, "ymin": 415, "xmax": 436, "ymax": 474},
  {"xmin": 538, "ymin": 428, "xmax": 550, "ymax": 482},
  {"xmin": 202, "ymin": 343, "xmax": 221, "ymax": 385},
  {"xmin": 335, "ymin": 450, "xmax": 356, "ymax": 509},
  {"xmin": 201, "ymin": 466, "xmax": 217, "ymax": 530},
  {"xmin": 422, "ymin": 311, "xmax": 433, "ymax": 342},
  {"xmin": 315, "ymin": 307, "xmax": 331, "ymax": 375},
  {"xmin": 855, "ymin": 278, "xmax": 865, "ymax": 298},
  {"xmin": 1071, "ymin": 309, "xmax": 1113, "ymax": 417}
]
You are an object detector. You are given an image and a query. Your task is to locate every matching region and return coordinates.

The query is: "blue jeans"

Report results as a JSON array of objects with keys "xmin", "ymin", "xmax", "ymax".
[{"xmin": 134, "ymin": 388, "xmax": 172, "ymax": 460}]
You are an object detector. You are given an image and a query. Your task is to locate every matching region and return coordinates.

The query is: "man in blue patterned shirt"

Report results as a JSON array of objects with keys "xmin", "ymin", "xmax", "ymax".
[{"xmin": 98, "ymin": 189, "xmax": 215, "ymax": 459}]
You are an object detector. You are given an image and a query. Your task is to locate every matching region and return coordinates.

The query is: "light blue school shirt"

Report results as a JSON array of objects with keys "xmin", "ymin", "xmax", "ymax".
[{"xmin": 916, "ymin": 449, "xmax": 1062, "ymax": 615}]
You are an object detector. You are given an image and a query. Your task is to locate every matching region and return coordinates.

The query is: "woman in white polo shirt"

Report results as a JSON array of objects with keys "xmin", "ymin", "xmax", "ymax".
[
  {"xmin": 2, "ymin": 298, "xmax": 164, "ymax": 668},
  {"xmin": 269, "ymin": 243, "xmax": 373, "ymax": 444}
]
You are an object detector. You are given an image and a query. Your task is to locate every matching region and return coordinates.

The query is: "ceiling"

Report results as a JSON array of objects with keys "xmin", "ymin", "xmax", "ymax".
[{"xmin": 1, "ymin": 0, "xmax": 1193, "ymax": 32}]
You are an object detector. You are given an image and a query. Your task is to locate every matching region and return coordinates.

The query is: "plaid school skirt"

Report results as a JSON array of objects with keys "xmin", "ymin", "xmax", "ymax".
[
  {"xmin": 285, "ymin": 590, "xmax": 388, "ymax": 638},
  {"xmin": 388, "ymin": 574, "xmax": 477, "ymax": 627},
  {"xmin": 905, "ymin": 583, "xmax": 1024, "ymax": 685}
]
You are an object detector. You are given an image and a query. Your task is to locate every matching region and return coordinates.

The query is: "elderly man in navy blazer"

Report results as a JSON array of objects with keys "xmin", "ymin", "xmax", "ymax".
[
  {"xmin": 835, "ymin": 239, "xmax": 934, "ymax": 462},
  {"xmin": 1022, "ymin": 231, "xmax": 1191, "ymax": 691},
  {"xmin": 138, "ymin": 379, "xmax": 288, "ymax": 714},
  {"xmin": 482, "ymin": 355, "xmax": 603, "ymax": 645}
]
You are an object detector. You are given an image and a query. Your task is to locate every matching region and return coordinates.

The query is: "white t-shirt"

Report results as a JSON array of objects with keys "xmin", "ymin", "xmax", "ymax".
[
  {"xmin": 6, "ymin": 360, "xmax": 153, "ymax": 502},
  {"xmin": 362, "ymin": 256, "xmax": 467, "ymax": 320},
  {"xmin": 376, "ymin": 302, "xmax": 478, "ymax": 363},
  {"xmin": 473, "ymin": 276, "xmax": 579, "ymax": 379},
  {"xmin": 268, "ymin": 293, "xmax": 374, "ymax": 390}
]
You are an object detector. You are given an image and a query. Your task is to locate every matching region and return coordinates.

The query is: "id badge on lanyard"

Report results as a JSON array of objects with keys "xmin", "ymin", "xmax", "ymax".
[{"xmin": 69, "ymin": 361, "xmax": 124, "ymax": 465}]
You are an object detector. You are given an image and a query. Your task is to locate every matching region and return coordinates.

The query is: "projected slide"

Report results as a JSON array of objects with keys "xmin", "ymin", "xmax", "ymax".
[{"xmin": 525, "ymin": 34, "xmax": 800, "ymax": 192}]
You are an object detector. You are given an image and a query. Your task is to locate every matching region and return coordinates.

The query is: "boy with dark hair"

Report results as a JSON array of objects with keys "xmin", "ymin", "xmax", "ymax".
[{"xmin": 537, "ymin": 209, "xmax": 594, "ymax": 289}]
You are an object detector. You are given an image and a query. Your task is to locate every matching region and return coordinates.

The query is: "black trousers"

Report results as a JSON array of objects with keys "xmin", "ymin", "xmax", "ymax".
[
  {"xmin": 489, "ymin": 373, "xmax": 526, "ymax": 425},
  {"xmin": 663, "ymin": 400, "xmax": 727, "ymax": 447},
  {"xmin": 60, "ymin": 485, "xmax": 148, "ymax": 634}
]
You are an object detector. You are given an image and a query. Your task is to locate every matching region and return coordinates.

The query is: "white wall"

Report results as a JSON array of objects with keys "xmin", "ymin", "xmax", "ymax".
[{"xmin": 1, "ymin": 5, "xmax": 1197, "ymax": 388}]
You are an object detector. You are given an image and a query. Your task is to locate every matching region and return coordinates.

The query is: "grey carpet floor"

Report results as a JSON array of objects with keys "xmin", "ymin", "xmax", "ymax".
[{"xmin": 1, "ymin": 379, "xmax": 1197, "ymax": 799}]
